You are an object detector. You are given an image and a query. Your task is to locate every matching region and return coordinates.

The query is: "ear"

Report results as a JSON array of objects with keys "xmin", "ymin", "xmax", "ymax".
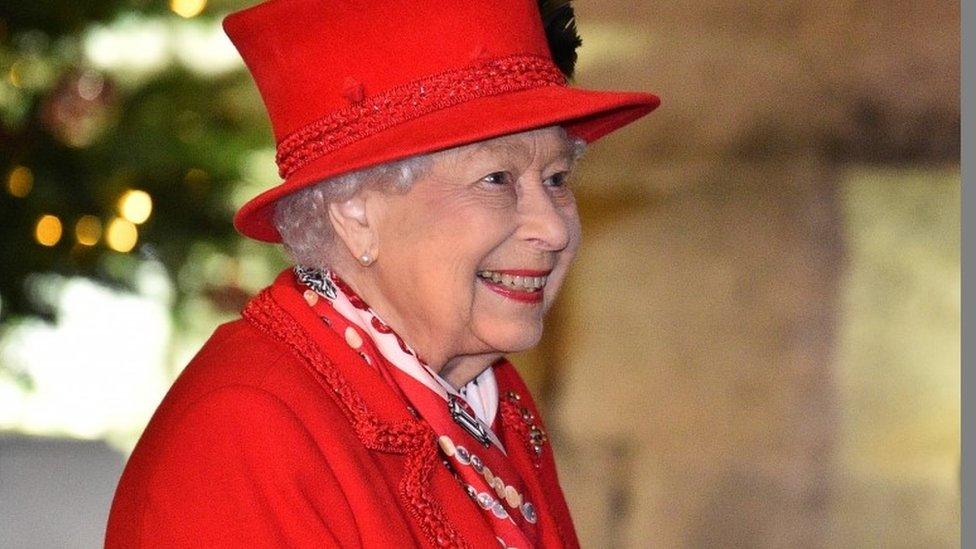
[{"xmin": 327, "ymin": 194, "xmax": 379, "ymax": 264}]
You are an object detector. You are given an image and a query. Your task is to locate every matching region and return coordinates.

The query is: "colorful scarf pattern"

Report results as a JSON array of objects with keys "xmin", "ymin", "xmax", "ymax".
[{"xmin": 294, "ymin": 266, "xmax": 540, "ymax": 548}]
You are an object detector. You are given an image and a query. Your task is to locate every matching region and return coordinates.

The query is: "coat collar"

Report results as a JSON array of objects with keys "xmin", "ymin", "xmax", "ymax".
[{"xmin": 242, "ymin": 268, "xmax": 576, "ymax": 548}]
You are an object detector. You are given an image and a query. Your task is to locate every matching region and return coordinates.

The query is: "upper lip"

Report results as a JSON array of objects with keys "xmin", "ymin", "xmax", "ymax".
[{"xmin": 480, "ymin": 268, "xmax": 552, "ymax": 277}]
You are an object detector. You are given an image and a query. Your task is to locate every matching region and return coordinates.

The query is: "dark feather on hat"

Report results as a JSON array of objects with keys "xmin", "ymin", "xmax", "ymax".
[{"xmin": 538, "ymin": 0, "xmax": 583, "ymax": 79}]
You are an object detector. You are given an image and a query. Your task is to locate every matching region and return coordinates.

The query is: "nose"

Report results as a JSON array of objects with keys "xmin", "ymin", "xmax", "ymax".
[{"xmin": 515, "ymin": 183, "xmax": 572, "ymax": 252}]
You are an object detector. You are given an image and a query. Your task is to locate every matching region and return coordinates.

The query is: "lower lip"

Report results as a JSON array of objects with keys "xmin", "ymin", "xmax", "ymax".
[{"xmin": 478, "ymin": 277, "xmax": 544, "ymax": 303}]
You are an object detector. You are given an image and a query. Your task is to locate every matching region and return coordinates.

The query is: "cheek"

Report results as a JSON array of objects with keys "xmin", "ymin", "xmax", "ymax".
[
  {"xmin": 432, "ymin": 195, "xmax": 516, "ymax": 262},
  {"xmin": 564, "ymin": 210, "xmax": 583, "ymax": 256},
  {"xmin": 556, "ymin": 205, "xmax": 583, "ymax": 266},
  {"xmin": 411, "ymin": 208, "xmax": 512, "ymax": 312},
  {"xmin": 541, "ymin": 211, "xmax": 581, "ymax": 309}
]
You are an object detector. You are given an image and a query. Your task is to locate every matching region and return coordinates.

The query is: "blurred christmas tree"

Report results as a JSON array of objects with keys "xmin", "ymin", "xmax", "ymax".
[{"xmin": 0, "ymin": 0, "xmax": 283, "ymax": 327}]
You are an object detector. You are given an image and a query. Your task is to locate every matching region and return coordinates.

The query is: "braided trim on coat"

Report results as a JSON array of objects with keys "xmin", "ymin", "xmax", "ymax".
[
  {"xmin": 499, "ymin": 392, "xmax": 574, "ymax": 547},
  {"xmin": 243, "ymin": 289, "xmax": 470, "ymax": 548},
  {"xmin": 499, "ymin": 400, "xmax": 545, "ymax": 469}
]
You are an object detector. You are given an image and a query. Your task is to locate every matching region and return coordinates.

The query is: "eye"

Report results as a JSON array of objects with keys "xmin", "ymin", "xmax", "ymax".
[
  {"xmin": 545, "ymin": 171, "xmax": 571, "ymax": 187},
  {"xmin": 480, "ymin": 171, "xmax": 513, "ymax": 186}
]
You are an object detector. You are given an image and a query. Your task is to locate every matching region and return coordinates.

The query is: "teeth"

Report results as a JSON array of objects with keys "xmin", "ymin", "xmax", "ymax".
[{"xmin": 477, "ymin": 270, "xmax": 548, "ymax": 291}]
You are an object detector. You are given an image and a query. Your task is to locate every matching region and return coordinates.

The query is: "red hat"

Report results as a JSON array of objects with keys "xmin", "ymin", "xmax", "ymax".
[{"xmin": 223, "ymin": 0, "xmax": 660, "ymax": 242}]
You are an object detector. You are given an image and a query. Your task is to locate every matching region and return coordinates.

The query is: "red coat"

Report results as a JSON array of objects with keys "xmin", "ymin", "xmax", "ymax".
[{"xmin": 105, "ymin": 269, "xmax": 581, "ymax": 548}]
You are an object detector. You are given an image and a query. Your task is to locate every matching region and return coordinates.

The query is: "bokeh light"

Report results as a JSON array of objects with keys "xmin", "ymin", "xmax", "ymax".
[
  {"xmin": 34, "ymin": 215, "xmax": 63, "ymax": 247},
  {"xmin": 7, "ymin": 165, "xmax": 34, "ymax": 197},
  {"xmin": 8, "ymin": 62, "xmax": 24, "ymax": 88},
  {"xmin": 105, "ymin": 217, "xmax": 138, "ymax": 253},
  {"xmin": 75, "ymin": 215, "xmax": 103, "ymax": 246},
  {"xmin": 170, "ymin": 0, "xmax": 207, "ymax": 19},
  {"xmin": 117, "ymin": 189, "xmax": 152, "ymax": 224}
]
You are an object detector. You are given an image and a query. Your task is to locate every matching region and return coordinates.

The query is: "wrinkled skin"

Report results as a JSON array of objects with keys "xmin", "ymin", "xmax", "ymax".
[{"xmin": 328, "ymin": 126, "xmax": 582, "ymax": 388}]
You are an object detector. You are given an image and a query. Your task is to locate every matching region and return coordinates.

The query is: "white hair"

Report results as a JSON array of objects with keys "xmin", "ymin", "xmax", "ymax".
[
  {"xmin": 273, "ymin": 155, "xmax": 429, "ymax": 270},
  {"xmin": 273, "ymin": 128, "xmax": 587, "ymax": 269}
]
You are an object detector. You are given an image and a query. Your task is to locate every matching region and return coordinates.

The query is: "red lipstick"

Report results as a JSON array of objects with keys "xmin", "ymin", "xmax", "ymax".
[
  {"xmin": 476, "ymin": 268, "xmax": 550, "ymax": 304},
  {"xmin": 478, "ymin": 277, "xmax": 544, "ymax": 303}
]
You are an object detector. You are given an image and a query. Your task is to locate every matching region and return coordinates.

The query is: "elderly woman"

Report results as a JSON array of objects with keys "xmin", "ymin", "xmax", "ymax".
[{"xmin": 106, "ymin": 0, "xmax": 657, "ymax": 547}]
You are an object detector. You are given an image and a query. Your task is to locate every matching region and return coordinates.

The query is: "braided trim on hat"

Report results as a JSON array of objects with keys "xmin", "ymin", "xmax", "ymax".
[{"xmin": 275, "ymin": 54, "xmax": 567, "ymax": 179}]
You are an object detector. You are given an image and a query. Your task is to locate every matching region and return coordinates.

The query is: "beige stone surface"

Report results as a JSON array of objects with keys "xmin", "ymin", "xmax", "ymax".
[
  {"xmin": 547, "ymin": 158, "xmax": 839, "ymax": 547},
  {"xmin": 827, "ymin": 168, "xmax": 960, "ymax": 549},
  {"xmin": 506, "ymin": 1, "xmax": 960, "ymax": 547}
]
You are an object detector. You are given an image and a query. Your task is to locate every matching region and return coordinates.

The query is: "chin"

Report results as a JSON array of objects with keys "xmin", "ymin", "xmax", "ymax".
[{"xmin": 478, "ymin": 320, "xmax": 544, "ymax": 354}]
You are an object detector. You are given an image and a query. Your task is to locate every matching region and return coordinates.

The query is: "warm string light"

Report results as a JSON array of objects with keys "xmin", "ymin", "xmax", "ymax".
[
  {"xmin": 75, "ymin": 215, "xmax": 103, "ymax": 246},
  {"xmin": 170, "ymin": 0, "xmax": 207, "ymax": 18},
  {"xmin": 34, "ymin": 214, "xmax": 131, "ymax": 251},
  {"xmin": 104, "ymin": 188, "xmax": 153, "ymax": 251},
  {"xmin": 29, "ymin": 188, "xmax": 152, "ymax": 251},
  {"xmin": 35, "ymin": 215, "xmax": 63, "ymax": 247},
  {"xmin": 106, "ymin": 217, "xmax": 138, "ymax": 252},
  {"xmin": 7, "ymin": 165, "xmax": 34, "ymax": 197},
  {"xmin": 184, "ymin": 167, "xmax": 208, "ymax": 187},
  {"xmin": 118, "ymin": 189, "xmax": 153, "ymax": 224},
  {"xmin": 7, "ymin": 62, "xmax": 23, "ymax": 88}
]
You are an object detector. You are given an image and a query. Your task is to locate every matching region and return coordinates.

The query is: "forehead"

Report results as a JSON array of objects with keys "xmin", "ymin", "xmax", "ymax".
[{"xmin": 447, "ymin": 126, "xmax": 576, "ymax": 165}]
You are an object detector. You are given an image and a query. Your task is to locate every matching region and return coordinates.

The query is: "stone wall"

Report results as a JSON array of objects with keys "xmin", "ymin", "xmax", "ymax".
[{"xmin": 511, "ymin": 1, "xmax": 960, "ymax": 547}]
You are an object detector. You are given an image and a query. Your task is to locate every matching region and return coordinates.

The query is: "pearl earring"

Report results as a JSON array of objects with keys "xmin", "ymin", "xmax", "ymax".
[{"xmin": 358, "ymin": 252, "xmax": 373, "ymax": 266}]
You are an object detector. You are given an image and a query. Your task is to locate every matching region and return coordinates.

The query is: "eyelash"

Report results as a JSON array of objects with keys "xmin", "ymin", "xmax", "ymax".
[
  {"xmin": 480, "ymin": 171, "xmax": 572, "ymax": 187},
  {"xmin": 546, "ymin": 172, "xmax": 570, "ymax": 187},
  {"xmin": 481, "ymin": 172, "xmax": 513, "ymax": 186}
]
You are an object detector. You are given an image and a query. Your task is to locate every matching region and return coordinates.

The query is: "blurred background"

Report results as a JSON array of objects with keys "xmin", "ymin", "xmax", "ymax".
[{"xmin": 0, "ymin": 0, "xmax": 959, "ymax": 547}]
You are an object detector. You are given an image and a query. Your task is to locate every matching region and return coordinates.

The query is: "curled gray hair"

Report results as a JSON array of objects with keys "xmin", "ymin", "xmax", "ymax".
[
  {"xmin": 273, "ymin": 155, "xmax": 430, "ymax": 270},
  {"xmin": 273, "ymin": 129, "xmax": 587, "ymax": 269}
]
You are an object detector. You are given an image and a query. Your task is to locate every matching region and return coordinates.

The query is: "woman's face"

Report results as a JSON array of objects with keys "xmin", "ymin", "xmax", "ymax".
[{"xmin": 364, "ymin": 126, "xmax": 582, "ymax": 365}]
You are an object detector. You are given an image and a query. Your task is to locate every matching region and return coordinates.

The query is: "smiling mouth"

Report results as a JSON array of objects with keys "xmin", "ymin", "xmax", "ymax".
[{"xmin": 476, "ymin": 269, "xmax": 549, "ymax": 292}]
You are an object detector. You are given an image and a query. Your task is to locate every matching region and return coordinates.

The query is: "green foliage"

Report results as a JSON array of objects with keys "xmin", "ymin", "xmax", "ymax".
[
  {"xmin": 0, "ymin": 2, "xmax": 273, "ymax": 322},
  {"xmin": 0, "ymin": 0, "xmax": 128, "ymax": 38}
]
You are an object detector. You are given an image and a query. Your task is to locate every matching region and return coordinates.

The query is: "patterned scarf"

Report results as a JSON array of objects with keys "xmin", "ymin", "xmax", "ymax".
[{"xmin": 293, "ymin": 266, "xmax": 541, "ymax": 548}]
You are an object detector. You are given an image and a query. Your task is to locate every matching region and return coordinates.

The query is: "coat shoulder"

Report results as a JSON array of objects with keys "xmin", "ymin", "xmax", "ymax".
[
  {"xmin": 123, "ymin": 314, "xmax": 353, "ymax": 457},
  {"xmin": 106, "ymin": 316, "xmax": 370, "ymax": 547}
]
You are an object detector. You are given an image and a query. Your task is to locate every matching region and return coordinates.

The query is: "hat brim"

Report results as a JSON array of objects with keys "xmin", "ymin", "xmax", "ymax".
[{"xmin": 234, "ymin": 85, "xmax": 660, "ymax": 242}]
